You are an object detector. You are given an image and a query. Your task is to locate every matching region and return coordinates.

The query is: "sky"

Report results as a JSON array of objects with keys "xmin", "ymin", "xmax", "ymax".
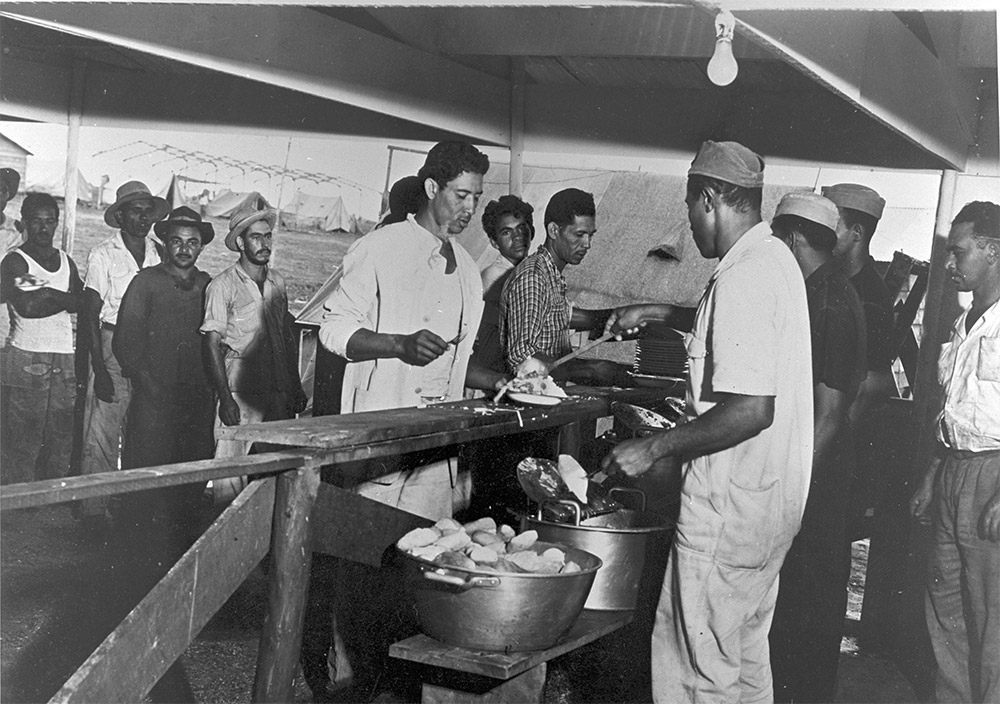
[{"xmin": 1, "ymin": 119, "xmax": 974, "ymax": 261}]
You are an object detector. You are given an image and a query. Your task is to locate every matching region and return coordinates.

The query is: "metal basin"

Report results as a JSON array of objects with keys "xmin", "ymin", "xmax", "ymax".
[
  {"xmin": 397, "ymin": 540, "xmax": 602, "ymax": 652},
  {"xmin": 526, "ymin": 495, "xmax": 672, "ymax": 611}
]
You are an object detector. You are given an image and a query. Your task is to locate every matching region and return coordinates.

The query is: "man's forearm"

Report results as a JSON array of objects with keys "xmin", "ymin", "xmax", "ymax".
[
  {"xmin": 647, "ymin": 394, "xmax": 774, "ymax": 460},
  {"xmin": 203, "ymin": 333, "xmax": 233, "ymax": 399},
  {"xmin": 84, "ymin": 289, "xmax": 106, "ymax": 371},
  {"xmin": 848, "ymin": 370, "xmax": 894, "ymax": 425},
  {"xmin": 570, "ymin": 307, "xmax": 613, "ymax": 336},
  {"xmin": 345, "ymin": 328, "xmax": 405, "ymax": 362}
]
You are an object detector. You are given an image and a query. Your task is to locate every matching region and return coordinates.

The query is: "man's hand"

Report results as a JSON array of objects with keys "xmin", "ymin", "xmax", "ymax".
[
  {"xmin": 290, "ymin": 386, "xmax": 308, "ymax": 415},
  {"xmin": 909, "ymin": 472, "xmax": 936, "ymax": 527},
  {"xmin": 400, "ymin": 330, "xmax": 448, "ymax": 366},
  {"xmin": 219, "ymin": 394, "xmax": 241, "ymax": 426},
  {"xmin": 978, "ymin": 490, "xmax": 1000, "ymax": 542},
  {"xmin": 93, "ymin": 367, "xmax": 115, "ymax": 403},
  {"xmin": 600, "ymin": 435, "xmax": 663, "ymax": 479}
]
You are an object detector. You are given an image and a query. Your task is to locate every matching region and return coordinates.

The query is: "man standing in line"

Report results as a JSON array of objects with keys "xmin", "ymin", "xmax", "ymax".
[
  {"xmin": 313, "ymin": 141, "xmax": 504, "ymax": 701},
  {"xmin": 0, "ymin": 193, "xmax": 83, "ymax": 485},
  {"xmin": 76, "ymin": 181, "xmax": 168, "ymax": 528},
  {"xmin": 1, "ymin": 167, "xmax": 24, "ymax": 345},
  {"xmin": 499, "ymin": 187, "xmax": 625, "ymax": 385},
  {"xmin": 475, "ymin": 194, "xmax": 535, "ymax": 374},
  {"xmin": 767, "ymin": 192, "xmax": 867, "ymax": 702},
  {"xmin": 601, "ymin": 141, "xmax": 813, "ymax": 702},
  {"xmin": 201, "ymin": 198, "xmax": 307, "ymax": 504},
  {"xmin": 821, "ymin": 183, "xmax": 896, "ymax": 532},
  {"xmin": 911, "ymin": 201, "xmax": 999, "ymax": 704}
]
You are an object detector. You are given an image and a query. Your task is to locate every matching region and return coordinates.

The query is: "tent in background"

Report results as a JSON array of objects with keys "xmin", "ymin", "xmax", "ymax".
[
  {"xmin": 24, "ymin": 158, "xmax": 97, "ymax": 204},
  {"xmin": 279, "ymin": 191, "xmax": 356, "ymax": 233},
  {"xmin": 204, "ymin": 189, "xmax": 271, "ymax": 219},
  {"xmin": 158, "ymin": 173, "xmax": 216, "ymax": 211}
]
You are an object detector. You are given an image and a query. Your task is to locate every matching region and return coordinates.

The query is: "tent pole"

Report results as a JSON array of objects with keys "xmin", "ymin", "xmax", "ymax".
[
  {"xmin": 62, "ymin": 58, "xmax": 86, "ymax": 256},
  {"xmin": 509, "ymin": 57, "xmax": 525, "ymax": 198}
]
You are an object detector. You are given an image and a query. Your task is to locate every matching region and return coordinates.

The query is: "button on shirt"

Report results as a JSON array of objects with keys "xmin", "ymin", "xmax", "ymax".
[
  {"xmin": 84, "ymin": 233, "xmax": 161, "ymax": 324},
  {"xmin": 200, "ymin": 263, "xmax": 292, "ymax": 395},
  {"xmin": 499, "ymin": 246, "xmax": 572, "ymax": 370},
  {"xmin": 936, "ymin": 299, "xmax": 1000, "ymax": 452}
]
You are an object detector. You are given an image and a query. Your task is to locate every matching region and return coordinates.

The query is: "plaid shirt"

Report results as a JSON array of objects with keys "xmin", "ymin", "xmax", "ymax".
[{"xmin": 499, "ymin": 246, "xmax": 572, "ymax": 370}]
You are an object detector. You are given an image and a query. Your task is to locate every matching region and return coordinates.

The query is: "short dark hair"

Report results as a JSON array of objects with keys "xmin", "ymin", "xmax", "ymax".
[
  {"xmin": 772, "ymin": 214, "xmax": 836, "ymax": 252},
  {"xmin": 953, "ymin": 201, "xmax": 1000, "ymax": 241},
  {"xmin": 482, "ymin": 195, "xmax": 535, "ymax": 241},
  {"xmin": 544, "ymin": 188, "xmax": 595, "ymax": 229},
  {"xmin": 840, "ymin": 207, "xmax": 879, "ymax": 242},
  {"xmin": 417, "ymin": 141, "xmax": 490, "ymax": 189},
  {"xmin": 686, "ymin": 175, "xmax": 762, "ymax": 214},
  {"xmin": 21, "ymin": 192, "xmax": 59, "ymax": 220},
  {"xmin": 378, "ymin": 175, "xmax": 425, "ymax": 229}
]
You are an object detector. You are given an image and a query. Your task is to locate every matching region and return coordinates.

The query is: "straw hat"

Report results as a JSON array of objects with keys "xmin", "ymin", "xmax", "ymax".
[
  {"xmin": 225, "ymin": 195, "xmax": 276, "ymax": 252},
  {"xmin": 104, "ymin": 181, "xmax": 170, "ymax": 227}
]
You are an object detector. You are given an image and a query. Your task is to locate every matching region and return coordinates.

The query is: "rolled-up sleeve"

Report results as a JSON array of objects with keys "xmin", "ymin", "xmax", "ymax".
[
  {"xmin": 200, "ymin": 276, "xmax": 229, "ymax": 337},
  {"xmin": 319, "ymin": 238, "xmax": 376, "ymax": 360}
]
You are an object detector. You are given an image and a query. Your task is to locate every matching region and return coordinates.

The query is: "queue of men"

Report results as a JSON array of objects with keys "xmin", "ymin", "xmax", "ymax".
[{"xmin": 1, "ymin": 139, "xmax": 996, "ymax": 704}]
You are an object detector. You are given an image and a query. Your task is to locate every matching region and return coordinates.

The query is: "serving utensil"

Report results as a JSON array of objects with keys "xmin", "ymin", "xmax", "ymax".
[{"xmin": 492, "ymin": 331, "xmax": 616, "ymax": 404}]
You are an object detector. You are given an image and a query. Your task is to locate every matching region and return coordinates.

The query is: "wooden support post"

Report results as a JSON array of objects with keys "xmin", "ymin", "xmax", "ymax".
[
  {"xmin": 509, "ymin": 57, "xmax": 525, "ymax": 198},
  {"xmin": 252, "ymin": 462, "xmax": 322, "ymax": 702},
  {"xmin": 63, "ymin": 59, "xmax": 86, "ymax": 256}
]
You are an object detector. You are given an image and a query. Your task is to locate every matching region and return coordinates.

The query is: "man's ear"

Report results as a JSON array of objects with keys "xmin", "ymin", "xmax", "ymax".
[
  {"xmin": 987, "ymin": 239, "xmax": 1000, "ymax": 265},
  {"xmin": 423, "ymin": 178, "xmax": 439, "ymax": 201},
  {"xmin": 850, "ymin": 223, "xmax": 865, "ymax": 244},
  {"xmin": 113, "ymin": 210, "xmax": 123, "ymax": 228},
  {"xmin": 489, "ymin": 237, "xmax": 500, "ymax": 251},
  {"xmin": 701, "ymin": 188, "xmax": 714, "ymax": 213},
  {"xmin": 546, "ymin": 221, "xmax": 560, "ymax": 240}
]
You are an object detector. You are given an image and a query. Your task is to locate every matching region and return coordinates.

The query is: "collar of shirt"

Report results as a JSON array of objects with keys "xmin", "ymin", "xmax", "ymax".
[
  {"xmin": 109, "ymin": 232, "xmax": 160, "ymax": 264},
  {"xmin": 231, "ymin": 260, "xmax": 278, "ymax": 290},
  {"xmin": 805, "ymin": 258, "xmax": 838, "ymax": 286},
  {"xmin": 406, "ymin": 214, "xmax": 457, "ymax": 267},
  {"xmin": 953, "ymin": 296, "xmax": 1000, "ymax": 340},
  {"xmin": 711, "ymin": 220, "xmax": 772, "ymax": 280}
]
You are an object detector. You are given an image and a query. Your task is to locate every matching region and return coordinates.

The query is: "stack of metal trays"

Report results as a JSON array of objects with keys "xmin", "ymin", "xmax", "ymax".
[{"xmin": 632, "ymin": 322, "xmax": 687, "ymax": 382}]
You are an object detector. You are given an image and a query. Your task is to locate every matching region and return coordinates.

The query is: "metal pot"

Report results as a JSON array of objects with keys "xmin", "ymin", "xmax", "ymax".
[
  {"xmin": 397, "ymin": 540, "xmax": 602, "ymax": 652},
  {"xmin": 526, "ymin": 490, "xmax": 672, "ymax": 611}
]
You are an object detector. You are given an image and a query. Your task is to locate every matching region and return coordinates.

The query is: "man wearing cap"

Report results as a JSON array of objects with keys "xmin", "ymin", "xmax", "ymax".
[
  {"xmin": 77, "ymin": 181, "xmax": 168, "ymax": 527},
  {"xmin": 1, "ymin": 193, "xmax": 84, "ymax": 485},
  {"xmin": 201, "ymin": 196, "xmax": 307, "ymax": 504},
  {"xmin": 821, "ymin": 183, "xmax": 895, "ymax": 532},
  {"xmin": 112, "ymin": 206, "xmax": 215, "ymax": 564},
  {"xmin": 911, "ymin": 201, "xmax": 1000, "ymax": 704},
  {"xmin": 1, "ymin": 168, "xmax": 24, "ymax": 346},
  {"xmin": 767, "ymin": 192, "xmax": 867, "ymax": 703},
  {"xmin": 602, "ymin": 141, "xmax": 813, "ymax": 702},
  {"xmin": 499, "ymin": 187, "xmax": 624, "ymax": 385}
]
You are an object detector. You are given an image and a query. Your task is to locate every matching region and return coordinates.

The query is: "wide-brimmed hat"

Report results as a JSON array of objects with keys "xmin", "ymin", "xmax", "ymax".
[
  {"xmin": 153, "ymin": 206, "xmax": 215, "ymax": 245},
  {"xmin": 225, "ymin": 195, "xmax": 276, "ymax": 252},
  {"xmin": 104, "ymin": 180, "xmax": 170, "ymax": 227}
]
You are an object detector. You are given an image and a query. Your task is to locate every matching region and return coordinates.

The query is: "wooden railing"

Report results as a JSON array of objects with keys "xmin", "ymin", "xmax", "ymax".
[{"xmin": 0, "ymin": 388, "xmax": 674, "ymax": 703}]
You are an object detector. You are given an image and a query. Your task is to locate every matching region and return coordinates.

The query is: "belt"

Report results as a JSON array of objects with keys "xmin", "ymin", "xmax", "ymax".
[
  {"xmin": 942, "ymin": 447, "xmax": 1000, "ymax": 461},
  {"xmin": 101, "ymin": 322, "xmax": 116, "ymax": 331}
]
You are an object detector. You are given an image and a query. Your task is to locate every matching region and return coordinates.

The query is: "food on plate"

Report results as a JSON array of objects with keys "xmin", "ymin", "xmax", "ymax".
[
  {"xmin": 14, "ymin": 274, "xmax": 49, "ymax": 291},
  {"xmin": 508, "ymin": 374, "xmax": 567, "ymax": 397},
  {"xmin": 397, "ymin": 522, "xmax": 579, "ymax": 574}
]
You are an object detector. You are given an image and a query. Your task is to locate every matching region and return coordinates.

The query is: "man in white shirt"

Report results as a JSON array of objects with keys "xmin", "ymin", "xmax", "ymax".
[
  {"xmin": 1, "ymin": 168, "xmax": 24, "ymax": 346},
  {"xmin": 602, "ymin": 141, "xmax": 813, "ymax": 703},
  {"xmin": 76, "ymin": 181, "xmax": 168, "ymax": 528},
  {"xmin": 910, "ymin": 200, "xmax": 999, "ymax": 704}
]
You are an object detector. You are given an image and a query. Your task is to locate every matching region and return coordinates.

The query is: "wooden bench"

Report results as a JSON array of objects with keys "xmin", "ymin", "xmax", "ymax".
[{"xmin": 389, "ymin": 609, "xmax": 634, "ymax": 703}]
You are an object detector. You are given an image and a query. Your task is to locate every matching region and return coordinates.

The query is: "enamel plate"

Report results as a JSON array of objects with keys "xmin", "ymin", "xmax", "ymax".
[{"xmin": 507, "ymin": 392, "xmax": 561, "ymax": 407}]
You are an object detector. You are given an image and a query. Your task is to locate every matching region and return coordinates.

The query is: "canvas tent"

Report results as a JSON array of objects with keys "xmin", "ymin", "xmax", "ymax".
[
  {"xmin": 203, "ymin": 189, "xmax": 271, "ymax": 219},
  {"xmin": 280, "ymin": 190, "xmax": 356, "ymax": 233},
  {"xmin": 158, "ymin": 173, "xmax": 216, "ymax": 211},
  {"xmin": 23, "ymin": 159, "xmax": 96, "ymax": 204}
]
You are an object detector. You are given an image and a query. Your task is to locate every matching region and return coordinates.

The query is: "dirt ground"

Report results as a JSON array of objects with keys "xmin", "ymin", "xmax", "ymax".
[{"xmin": 1, "ymin": 506, "xmax": 922, "ymax": 704}]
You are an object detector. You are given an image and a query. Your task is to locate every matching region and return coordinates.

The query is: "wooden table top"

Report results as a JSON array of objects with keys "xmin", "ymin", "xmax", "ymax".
[{"xmin": 217, "ymin": 385, "xmax": 680, "ymax": 450}]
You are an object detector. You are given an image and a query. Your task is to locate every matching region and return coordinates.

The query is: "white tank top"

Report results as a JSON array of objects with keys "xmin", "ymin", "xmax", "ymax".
[{"xmin": 8, "ymin": 249, "xmax": 74, "ymax": 354}]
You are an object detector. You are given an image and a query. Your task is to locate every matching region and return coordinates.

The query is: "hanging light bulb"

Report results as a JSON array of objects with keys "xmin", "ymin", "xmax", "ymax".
[{"xmin": 707, "ymin": 10, "xmax": 739, "ymax": 87}]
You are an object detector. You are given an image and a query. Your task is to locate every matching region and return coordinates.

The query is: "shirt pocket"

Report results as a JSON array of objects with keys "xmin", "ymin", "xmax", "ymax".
[
  {"xmin": 228, "ymin": 300, "xmax": 260, "ymax": 351},
  {"xmin": 977, "ymin": 337, "xmax": 1000, "ymax": 382},
  {"xmin": 714, "ymin": 478, "xmax": 779, "ymax": 570}
]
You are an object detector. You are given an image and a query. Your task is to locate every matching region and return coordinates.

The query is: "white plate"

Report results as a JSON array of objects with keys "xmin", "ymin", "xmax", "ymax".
[
  {"xmin": 15, "ymin": 283, "xmax": 44, "ymax": 292},
  {"xmin": 507, "ymin": 392, "xmax": 562, "ymax": 406}
]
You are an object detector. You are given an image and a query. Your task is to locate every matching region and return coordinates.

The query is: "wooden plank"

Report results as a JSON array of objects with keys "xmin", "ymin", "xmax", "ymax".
[
  {"xmin": 1, "ymin": 452, "xmax": 303, "ymax": 511},
  {"xmin": 252, "ymin": 464, "xmax": 322, "ymax": 703},
  {"xmin": 51, "ymin": 477, "xmax": 275, "ymax": 704},
  {"xmin": 310, "ymin": 483, "xmax": 433, "ymax": 566},
  {"xmin": 389, "ymin": 610, "xmax": 633, "ymax": 680},
  {"xmin": 220, "ymin": 388, "xmax": 672, "ymax": 449}
]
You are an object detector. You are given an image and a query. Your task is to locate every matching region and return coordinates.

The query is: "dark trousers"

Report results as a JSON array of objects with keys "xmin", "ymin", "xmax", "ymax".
[{"xmin": 770, "ymin": 446, "xmax": 855, "ymax": 703}]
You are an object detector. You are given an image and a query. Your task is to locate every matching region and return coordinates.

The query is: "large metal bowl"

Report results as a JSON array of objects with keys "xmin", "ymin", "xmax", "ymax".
[
  {"xmin": 526, "ymin": 496, "xmax": 672, "ymax": 611},
  {"xmin": 397, "ymin": 540, "xmax": 602, "ymax": 652}
]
